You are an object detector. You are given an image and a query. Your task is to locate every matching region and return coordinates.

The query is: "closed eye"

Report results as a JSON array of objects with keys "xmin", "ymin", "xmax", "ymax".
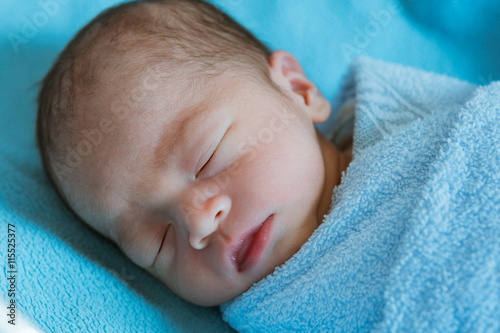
[
  {"xmin": 155, "ymin": 224, "xmax": 171, "ymax": 261},
  {"xmin": 195, "ymin": 123, "xmax": 231, "ymax": 179},
  {"xmin": 196, "ymin": 149, "xmax": 216, "ymax": 178}
]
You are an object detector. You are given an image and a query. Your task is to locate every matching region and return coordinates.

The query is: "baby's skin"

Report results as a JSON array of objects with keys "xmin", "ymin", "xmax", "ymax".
[{"xmin": 58, "ymin": 50, "xmax": 352, "ymax": 306}]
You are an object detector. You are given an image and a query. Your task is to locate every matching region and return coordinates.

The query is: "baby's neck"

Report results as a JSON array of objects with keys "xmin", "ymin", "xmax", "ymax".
[{"xmin": 316, "ymin": 131, "xmax": 353, "ymax": 223}]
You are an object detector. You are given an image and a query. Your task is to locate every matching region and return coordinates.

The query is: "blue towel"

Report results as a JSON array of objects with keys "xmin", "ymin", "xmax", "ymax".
[{"xmin": 221, "ymin": 57, "xmax": 500, "ymax": 332}]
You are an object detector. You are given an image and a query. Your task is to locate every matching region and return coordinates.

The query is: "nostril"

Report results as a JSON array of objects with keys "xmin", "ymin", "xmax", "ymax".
[
  {"xmin": 215, "ymin": 208, "xmax": 228, "ymax": 223},
  {"xmin": 209, "ymin": 195, "xmax": 231, "ymax": 224}
]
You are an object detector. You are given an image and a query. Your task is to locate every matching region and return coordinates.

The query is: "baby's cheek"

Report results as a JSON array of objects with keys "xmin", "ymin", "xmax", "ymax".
[{"xmin": 117, "ymin": 237, "xmax": 156, "ymax": 269}]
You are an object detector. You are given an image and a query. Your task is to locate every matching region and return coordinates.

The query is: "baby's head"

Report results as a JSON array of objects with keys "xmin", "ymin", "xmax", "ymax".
[{"xmin": 37, "ymin": 0, "xmax": 345, "ymax": 306}]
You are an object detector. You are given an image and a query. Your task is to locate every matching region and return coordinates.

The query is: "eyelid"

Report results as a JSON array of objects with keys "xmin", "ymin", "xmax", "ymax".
[
  {"xmin": 196, "ymin": 148, "xmax": 216, "ymax": 178},
  {"xmin": 195, "ymin": 133, "xmax": 223, "ymax": 178},
  {"xmin": 195, "ymin": 123, "xmax": 232, "ymax": 179},
  {"xmin": 194, "ymin": 134, "xmax": 219, "ymax": 177}
]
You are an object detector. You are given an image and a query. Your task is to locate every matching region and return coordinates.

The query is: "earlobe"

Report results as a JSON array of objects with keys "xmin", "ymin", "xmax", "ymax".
[{"xmin": 268, "ymin": 50, "xmax": 331, "ymax": 123}]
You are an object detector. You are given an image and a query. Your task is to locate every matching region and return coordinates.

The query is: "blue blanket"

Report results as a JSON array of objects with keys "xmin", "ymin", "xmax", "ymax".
[{"xmin": 221, "ymin": 57, "xmax": 500, "ymax": 332}]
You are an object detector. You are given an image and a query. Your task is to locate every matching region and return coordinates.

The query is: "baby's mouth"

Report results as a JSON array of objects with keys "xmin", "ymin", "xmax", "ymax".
[{"xmin": 233, "ymin": 214, "xmax": 274, "ymax": 272}]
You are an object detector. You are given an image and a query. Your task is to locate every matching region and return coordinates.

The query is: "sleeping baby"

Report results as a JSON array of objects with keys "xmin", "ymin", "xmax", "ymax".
[
  {"xmin": 37, "ymin": 0, "xmax": 499, "ymax": 330},
  {"xmin": 36, "ymin": 0, "xmax": 352, "ymax": 307}
]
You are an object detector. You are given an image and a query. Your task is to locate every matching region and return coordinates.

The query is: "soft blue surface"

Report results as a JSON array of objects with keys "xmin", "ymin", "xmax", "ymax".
[
  {"xmin": 215, "ymin": 0, "xmax": 500, "ymax": 132},
  {"xmin": 222, "ymin": 57, "xmax": 500, "ymax": 332},
  {"xmin": 1, "ymin": 0, "xmax": 499, "ymax": 332}
]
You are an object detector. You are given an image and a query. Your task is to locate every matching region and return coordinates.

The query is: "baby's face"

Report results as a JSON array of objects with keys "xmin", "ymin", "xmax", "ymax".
[{"xmin": 64, "ymin": 55, "xmax": 341, "ymax": 306}]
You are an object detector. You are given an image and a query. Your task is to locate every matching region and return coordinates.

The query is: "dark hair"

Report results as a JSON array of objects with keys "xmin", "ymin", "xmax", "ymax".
[{"xmin": 36, "ymin": 0, "xmax": 272, "ymax": 196}]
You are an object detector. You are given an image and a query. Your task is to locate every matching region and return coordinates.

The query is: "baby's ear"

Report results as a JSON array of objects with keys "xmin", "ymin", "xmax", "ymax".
[{"xmin": 268, "ymin": 50, "xmax": 330, "ymax": 123}]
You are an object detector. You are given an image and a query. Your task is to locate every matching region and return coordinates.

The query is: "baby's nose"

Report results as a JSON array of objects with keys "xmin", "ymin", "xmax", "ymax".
[{"xmin": 184, "ymin": 193, "xmax": 231, "ymax": 250}]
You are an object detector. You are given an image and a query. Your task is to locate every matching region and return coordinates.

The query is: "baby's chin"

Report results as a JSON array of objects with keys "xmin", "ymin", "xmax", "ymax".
[
  {"xmin": 168, "ymin": 262, "xmax": 278, "ymax": 306},
  {"xmin": 174, "ymin": 283, "xmax": 246, "ymax": 307}
]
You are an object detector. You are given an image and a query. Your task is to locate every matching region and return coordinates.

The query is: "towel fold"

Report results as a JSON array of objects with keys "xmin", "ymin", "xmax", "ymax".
[{"xmin": 221, "ymin": 57, "xmax": 500, "ymax": 332}]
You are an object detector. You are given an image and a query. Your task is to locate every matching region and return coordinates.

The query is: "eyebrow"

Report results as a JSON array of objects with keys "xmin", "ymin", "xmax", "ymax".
[
  {"xmin": 134, "ymin": 105, "xmax": 205, "ymax": 198},
  {"xmin": 152, "ymin": 111, "xmax": 194, "ymax": 170}
]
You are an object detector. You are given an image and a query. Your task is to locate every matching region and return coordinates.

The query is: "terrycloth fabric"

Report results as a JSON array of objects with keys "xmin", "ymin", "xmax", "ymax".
[{"xmin": 221, "ymin": 57, "xmax": 500, "ymax": 332}]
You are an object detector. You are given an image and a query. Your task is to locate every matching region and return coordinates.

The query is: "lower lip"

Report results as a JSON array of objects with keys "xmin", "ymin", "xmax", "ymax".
[{"xmin": 236, "ymin": 215, "xmax": 274, "ymax": 273}]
